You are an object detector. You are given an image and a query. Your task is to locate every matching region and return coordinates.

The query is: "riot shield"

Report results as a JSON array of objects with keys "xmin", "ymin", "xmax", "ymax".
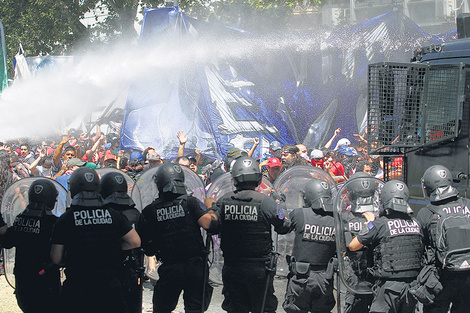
[
  {"xmin": 96, "ymin": 168, "xmax": 136, "ymax": 199},
  {"xmin": 333, "ymin": 176, "xmax": 384, "ymax": 295},
  {"xmin": 205, "ymin": 173, "xmax": 274, "ymax": 285},
  {"xmin": 1, "ymin": 177, "xmax": 67, "ymax": 289},
  {"xmin": 206, "ymin": 172, "xmax": 274, "ymax": 198},
  {"xmin": 132, "ymin": 165, "xmax": 206, "ymax": 282},
  {"xmin": 131, "ymin": 165, "xmax": 206, "ymax": 211},
  {"xmin": 97, "ymin": 168, "xmax": 144, "ymax": 312},
  {"xmin": 273, "ymin": 165, "xmax": 338, "ymax": 277}
]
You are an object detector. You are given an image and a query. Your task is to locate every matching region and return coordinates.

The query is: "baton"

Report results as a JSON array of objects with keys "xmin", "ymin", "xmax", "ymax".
[
  {"xmin": 260, "ymin": 251, "xmax": 279, "ymax": 313},
  {"xmin": 201, "ymin": 232, "xmax": 212, "ymax": 313}
]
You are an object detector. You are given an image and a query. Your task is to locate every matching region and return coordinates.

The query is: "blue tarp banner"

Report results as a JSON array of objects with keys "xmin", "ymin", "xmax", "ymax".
[{"xmin": 120, "ymin": 7, "xmax": 444, "ymax": 159}]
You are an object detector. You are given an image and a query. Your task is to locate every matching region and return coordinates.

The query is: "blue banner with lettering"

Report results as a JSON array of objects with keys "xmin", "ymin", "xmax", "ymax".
[{"xmin": 120, "ymin": 7, "xmax": 445, "ymax": 159}]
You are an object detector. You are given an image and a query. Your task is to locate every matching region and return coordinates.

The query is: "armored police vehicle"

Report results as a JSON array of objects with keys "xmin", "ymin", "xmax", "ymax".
[{"xmin": 367, "ymin": 13, "xmax": 470, "ymax": 211}]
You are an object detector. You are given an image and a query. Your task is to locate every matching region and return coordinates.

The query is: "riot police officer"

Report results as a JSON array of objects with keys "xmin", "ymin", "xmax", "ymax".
[
  {"xmin": 417, "ymin": 165, "xmax": 470, "ymax": 312},
  {"xmin": 1, "ymin": 179, "xmax": 60, "ymax": 313},
  {"xmin": 282, "ymin": 179, "xmax": 337, "ymax": 313},
  {"xmin": 136, "ymin": 163, "xmax": 218, "ymax": 313},
  {"xmin": 213, "ymin": 156, "xmax": 291, "ymax": 313},
  {"xmin": 349, "ymin": 180, "xmax": 423, "ymax": 313},
  {"xmin": 50, "ymin": 167, "xmax": 141, "ymax": 313},
  {"xmin": 342, "ymin": 172, "xmax": 377, "ymax": 313},
  {"xmin": 100, "ymin": 171, "xmax": 143, "ymax": 313}
]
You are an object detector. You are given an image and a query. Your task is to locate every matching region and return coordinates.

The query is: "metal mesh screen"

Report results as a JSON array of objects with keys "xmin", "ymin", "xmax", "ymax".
[
  {"xmin": 368, "ymin": 62, "xmax": 464, "ymax": 153},
  {"xmin": 424, "ymin": 65, "xmax": 464, "ymax": 144}
]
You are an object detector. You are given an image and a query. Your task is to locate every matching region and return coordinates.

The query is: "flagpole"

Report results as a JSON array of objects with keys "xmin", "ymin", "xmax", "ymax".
[{"xmin": 0, "ymin": 19, "xmax": 9, "ymax": 93}]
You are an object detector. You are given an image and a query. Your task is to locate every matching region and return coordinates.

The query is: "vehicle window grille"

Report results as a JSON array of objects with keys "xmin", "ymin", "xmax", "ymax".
[{"xmin": 368, "ymin": 62, "xmax": 464, "ymax": 154}]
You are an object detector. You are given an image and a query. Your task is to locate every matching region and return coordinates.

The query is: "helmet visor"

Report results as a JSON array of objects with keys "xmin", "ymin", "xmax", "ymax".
[
  {"xmin": 312, "ymin": 197, "xmax": 333, "ymax": 212},
  {"xmin": 351, "ymin": 196, "xmax": 376, "ymax": 213},
  {"xmin": 163, "ymin": 180, "xmax": 188, "ymax": 195},
  {"xmin": 383, "ymin": 198, "xmax": 412, "ymax": 214}
]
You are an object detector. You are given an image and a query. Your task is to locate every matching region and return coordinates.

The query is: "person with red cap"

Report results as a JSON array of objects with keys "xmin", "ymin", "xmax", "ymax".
[{"xmin": 262, "ymin": 157, "xmax": 282, "ymax": 184}]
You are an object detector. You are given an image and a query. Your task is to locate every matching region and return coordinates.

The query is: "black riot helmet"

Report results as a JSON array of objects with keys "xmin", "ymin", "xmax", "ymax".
[
  {"xmin": 347, "ymin": 171, "xmax": 376, "ymax": 213},
  {"xmin": 28, "ymin": 179, "xmax": 58, "ymax": 209},
  {"xmin": 69, "ymin": 167, "xmax": 100, "ymax": 198},
  {"xmin": 100, "ymin": 172, "xmax": 128, "ymax": 199},
  {"xmin": 231, "ymin": 156, "xmax": 262, "ymax": 190},
  {"xmin": 100, "ymin": 172, "xmax": 135, "ymax": 206},
  {"xmin": 301, "ymin": 179, "xmax": 333, "ymax": 212},
  {"xmin": 421, "ymin": 165, "xmax": 458, "ymax": 202},
  {"xmin": 381, "ymin": 180, "xmax": 412, "ymax": 214},
  {"xmin": 153, "ymin": 163, "xmax": 187, "ymax": 195}
]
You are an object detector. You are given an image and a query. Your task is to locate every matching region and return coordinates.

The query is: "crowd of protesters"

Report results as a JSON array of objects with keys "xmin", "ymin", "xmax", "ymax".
[
  {"xmin": 0, "ymin": 122, "xmax": 408, "ymax": 313},
  {"xmin": 0, "ymin": 125, "xmax": 402, "ymax": 194}
]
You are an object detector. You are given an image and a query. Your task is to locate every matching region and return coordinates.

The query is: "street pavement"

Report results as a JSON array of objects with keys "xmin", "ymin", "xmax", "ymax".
[
  {"xmin": 142, "ymin": 275, "xmax": 289, "ymax": 313},
  {"xmin": 2, "ymin": 271, "xmax": 345, "ymax": 312}
]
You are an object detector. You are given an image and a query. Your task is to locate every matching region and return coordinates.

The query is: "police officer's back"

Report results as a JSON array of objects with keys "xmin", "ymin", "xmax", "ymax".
[
  {"xmin": 417, "ymin": 165, "xmax": 470, "ymax": 313},
  {"xmin": 50, "ymin": 167, "xmax": 141, "ymax": 313},
  {"xmin": 137, "ymin": 163, "xmax": 217, "ymax": 313},
  {"xmin": 350, "ymin": 180, "xmax": 423, "ymax": 313},
  {"xmin": 341, "ymin": 172, "xmax": 377, "ymax": 313},
  {"xmin": 282, "ymin": 179, "xmax": 336, "ymax": 313},
  {"xmin": 1, "ymin": 179, "xmax": 60, "ymax": 313},
  {"xmin": 214, "ymin": 156, "xmax": 291, "ymax": 313},
  {"xmin": 100, "ymin": 172, "xmax": 143, "ymax": 313}
]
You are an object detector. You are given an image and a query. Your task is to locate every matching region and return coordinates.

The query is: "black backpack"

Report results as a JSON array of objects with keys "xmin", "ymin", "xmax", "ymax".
[{"xmin": 429, "ymin": 198, "xmax": 470, "ymax": 271}]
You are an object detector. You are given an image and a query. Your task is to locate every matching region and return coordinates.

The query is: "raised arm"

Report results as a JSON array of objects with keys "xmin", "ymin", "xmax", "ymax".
[
  {"xmin": 53, "ymin": 135, "xmax": 71, "ymax": 167},
  {"xmin": 176, "ymin": 131, "xmax": 188, "ymax": 158},
  {"xmin": 30, "ymin": 149, "xmax": 46, "ymax": 175},
  {"xmin": 323, "ymin": 128, "xmax": 341, "ymax": 149},
  {"xmin": 84, "ymin": 135, "xmax": 104, "ymax": 162},
  {"xmin": 247, "ymin": 137, "xmax": 259, "ymax": 158},
  {"xmin": 91, "ymin": 124, "xmax": 102, "ymax": 143}
]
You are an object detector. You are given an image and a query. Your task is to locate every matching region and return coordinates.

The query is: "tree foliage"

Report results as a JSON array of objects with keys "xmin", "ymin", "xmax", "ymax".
[
  {"xmin": 0, "ymin": 0, "xmax": 322, "ymax": 76},
  {"xmin": 0, "ymin": 0, "xmax": 96, "ymax": 75},
  {"xmin": 0, "ymin": 0, "xmax": 97, "ymax": 54}
]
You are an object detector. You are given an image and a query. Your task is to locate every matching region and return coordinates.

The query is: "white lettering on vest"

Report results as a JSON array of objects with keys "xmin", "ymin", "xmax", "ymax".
[
  {"xmin": 13, "ymin": 217, "xmax": 40, "ymax": 234},
  {"xmin": 156, "ymin": 204, "xmax": 185, "ymax": 221},
  {"xmin": 224, "ymin": 204, "xmax": 258, "ymax": 222},
  {"xmin": 303, "ymin": 224, "xmax": 335, "ymax": 242},
  {"xmin": 387, "ymin": 219, "xmax": 420, "ymax": 236},
  {"xmin": 73, "ymin": 209, "xmax": 113, "ymax": 226}
]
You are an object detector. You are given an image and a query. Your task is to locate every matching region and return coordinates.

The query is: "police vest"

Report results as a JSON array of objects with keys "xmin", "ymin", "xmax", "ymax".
[
  {"xmin": 343, "ymin": 213, "xmax": 371, "ymax": 277},
  {"xmin": 428, "ymin": 198, "xmax": 470, "ymax": 271},
  {"xmin": 145, "ymin": 195, "xmax": 204, "ymax": 263},
  {"xmin": 220, "ymin": 194, "xmax": 271, "ymax": 260},
  {"xmin": 292, "ymin": 208, "xmax": 336, "ymax": 266},
  {"xmin": 371, "ymin": 216, "xmax": 422, "ymax": 279},
  {"xmin": 4, "ymin": 209, "xmax": 58, "ymax": 274}
]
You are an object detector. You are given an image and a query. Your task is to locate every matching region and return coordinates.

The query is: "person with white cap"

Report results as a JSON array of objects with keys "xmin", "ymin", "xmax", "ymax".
[
  {"xmin": 310, "ymin": 149, "xmax": 325, "ymax": 168},
  {"xmin": 334, "ymin": 138, "xmax": 351, "ymax": 151}
]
